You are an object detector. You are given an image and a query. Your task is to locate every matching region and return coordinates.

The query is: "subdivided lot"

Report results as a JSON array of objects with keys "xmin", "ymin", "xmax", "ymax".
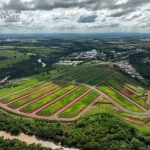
[
  {"xmin": 38, "ymin": 86, "xmax": 89, "ymax": 116},
  {"xmin": 0, "ymin": 72, "xmax": 58, "ymax": 98},
  {"xmin": 97, "ymin": 83, "xmax": 142, "ymax": 112},
  {"xmin": 75, "ymin": 68, "xmax": 104, "ymax": 83},
  {"xmin": 8, "ymin": 82, "xmax": 65, "ymax": 109},
  {"xmin": 21, "ymin": 84, "xmax": 77, "ymax": 113},
  {"xmin": 112, "ymin": 74, "xmax": 145, "ymax": 95},
  {"xmin": 58, "ymin": 91, "xmax": 100, "ymax": 118},
  {"xmin": 53, "ymin": 68, "xmax": 85, "ymax": 80},
  {"xmin": 87, "ymin": 71, "xmax": 113, "ymax": 86},
  {"xmin": 106, "ymin": 78, "xmax": 149, "ymax": 109},
  {"xmin": 64, "ymin": 68, "xmax": 96, "ymax": 81},
  {"xmin": 1, "ymin": 81, "xmax": 52, "ymax": 103}
]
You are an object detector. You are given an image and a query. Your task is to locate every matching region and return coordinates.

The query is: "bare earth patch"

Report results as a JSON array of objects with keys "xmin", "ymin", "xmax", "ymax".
[
  {"xmin": 122, "ymin": 116, "xmax": 143, "ymax": 125},
  {"xmin": 112, "ymin": 107, "xmax": 119, "ymax": 112},
  {"xmin": 121, "ymin": 88, "xmax": 134, "ymax": 97}
]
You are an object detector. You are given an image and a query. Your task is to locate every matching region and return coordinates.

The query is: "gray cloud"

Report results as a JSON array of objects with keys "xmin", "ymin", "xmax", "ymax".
[
  {"xmin": 1, "ymin": 0, "xmax": 150, "ymax": 14},
  {"xmin": 78, "ymin": 15, "xmax": 98, "ymax": 23}
]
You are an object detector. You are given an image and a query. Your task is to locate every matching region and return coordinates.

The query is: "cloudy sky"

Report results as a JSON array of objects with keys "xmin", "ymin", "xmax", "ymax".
[{"xmin": 0, "ymin": 0, "xmax": 150, "ymax": 33}]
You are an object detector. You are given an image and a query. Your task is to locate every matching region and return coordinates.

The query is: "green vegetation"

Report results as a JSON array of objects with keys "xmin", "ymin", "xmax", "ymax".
[
  {"xmin": 39, "ymin": 86, "xmax": 88, "ymax": 116},
  {"xmin": 65, "ymin": 68, "xmax": 95, "ymax": 81},
  {"xmin": 75, "ymin": 68, "xmax": 104, "ymax": 83},
  {"xmin": 106, "ymin": 78, "xmax": 149, "ymax": 109},
  {"xmin": 106, "ymin": 78, "xmax": 124, "ymax": 91},
  {"xmin": 0, "ymin": 137, "xmax": 52, "ymax": 150},
  {"xmin": 98, "ymin": 83, "xmax": 142, "ymax": 112},
  {"xmin": 2, "ymin": 81, "xmax": 52, "ymax": 103},
  {"xmin": 8, "ymin": 82, "xmax": 64, "ymax": 109},
  {"xmin": 0, "ymin": 72, "xmax": 59, "ymax": 98},
  {"xmin": 87, "ymin": 70, "xmax": 113, "ymax": 86},
  {"xmin": 21, "ymin": 84, "xmax": 77, "ymax": 112},
  {"xmin": 0, "ymin": 50, "xmax": 31, "ymax": 68},
  {"xmin": 59, "ymin": 91, "xmax": 100, "ymax": 118},
  {"xmin": 112, "ymin": 74, "xmax": 145, "ymax": 95}
]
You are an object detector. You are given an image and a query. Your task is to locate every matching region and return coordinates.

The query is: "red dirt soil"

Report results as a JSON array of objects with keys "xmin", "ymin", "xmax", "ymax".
[
  {"xmin": 122, "ymin": 116, "xmax": 143, "ymax": 125},
  {"xmin": 121, "ymin": 88, "xmax": 134, "ymax": 97},
  {"xmin": 146, "ymin": 122, "xmax": 150, "ymax": 127}
]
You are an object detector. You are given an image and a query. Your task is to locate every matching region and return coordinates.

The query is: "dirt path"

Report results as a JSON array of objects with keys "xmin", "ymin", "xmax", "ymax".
[
  {"xmin": 146, "ymin": 91, "xmax": 150, "ymax": 104},
  {"xmin": 122, "ymin": 116, "xmax": 143, "ymax": 125}
]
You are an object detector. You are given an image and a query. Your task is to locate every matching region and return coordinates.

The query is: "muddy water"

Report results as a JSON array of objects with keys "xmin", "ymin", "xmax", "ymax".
[{"xmin": 0, "ymin": 131, "xmax": 79, "ymax": 150}]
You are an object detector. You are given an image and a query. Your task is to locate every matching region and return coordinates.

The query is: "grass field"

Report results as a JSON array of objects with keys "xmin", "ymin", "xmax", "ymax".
[
  {"xmin": 8, "ymin": 82, "xmax": 65, "ymax": 109},
  {"xmin": 0, "ymin": 72, "xmax": 59, "ymax": 98},
  {"xmin": 59, "ymin": 90, "xmax": 100, "ymax": 118},
  {"xmin": 0, "ymin": 50, "xmax": 31, "ymax": 68},
  {"xmin": 75, "ymin": 68, "xmax": 104, "ymax": 83},
  {"xmin": 2, "ymin": 81, "xmax": 52, "ymax": 103},
  {"xmin": 64, "ymin": 68, "xmax": 96, "ymax": 81},
  {"xmin": 38, "ymin": 86, "xmax": 88, "ymax": 116},
  {"xmin": 53, "ymin": 67, "xmax": 84, "ymax": 80},
  {"xmin": 97, "ymin": 83, "xmax": 142, "ymax": 112},
  {"xmin": 112, "ymin": 74, "xmax": 145, "ymax": 95},
  {"xmin": 106, "ymin": 78, "xmax": 124, "ymax": 91},
  {"xmin": 21, "ymin": 84, "xmax": 77, "ymax": 113},
  {"xmin": 87, "ymin": 71, "xmax": 113, "ymax": 86}
]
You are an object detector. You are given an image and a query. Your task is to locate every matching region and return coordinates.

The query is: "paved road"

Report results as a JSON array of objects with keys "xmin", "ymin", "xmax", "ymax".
[{"xmin": 1, "ymin": 63, "xmax": 150, "ymax": 121}]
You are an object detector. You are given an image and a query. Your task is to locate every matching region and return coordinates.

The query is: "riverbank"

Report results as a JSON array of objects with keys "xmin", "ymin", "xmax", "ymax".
[{"xmin": 0, "ymin": 131, "xmax": 79, "ymax": 150}]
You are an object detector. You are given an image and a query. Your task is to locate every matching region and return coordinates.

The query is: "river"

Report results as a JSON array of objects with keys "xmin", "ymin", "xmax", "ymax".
[{"xmin": 0, "ymin": 131, "xmax": 79, "ymax": 150}]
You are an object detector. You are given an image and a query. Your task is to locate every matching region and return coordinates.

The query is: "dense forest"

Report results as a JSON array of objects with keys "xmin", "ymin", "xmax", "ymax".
[
  {"xmin": 0, "ymin": 137, "xmax": 52, "ymax": 150},
  {"xmin": 129, "ymin": 52, "xmax": 150, "ymax": 81},
  {"xmin": 1, "ymin": 110, "xmax": 150, "ymax": 150}
]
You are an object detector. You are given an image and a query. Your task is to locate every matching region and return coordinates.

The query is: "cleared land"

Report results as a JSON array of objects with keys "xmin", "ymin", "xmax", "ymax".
[
  {"xmin": 38, "ymin": 86, "xmax": 88, "ymax": 116},
  {"xmin": 1, "ymin": 81, "xmax": 52, "ymax": 103},
  {"xmin": 8, "ymin": 82, "xmax": 65, "ymax": 109},
  {"xmin": 97, "ymin": 83, "xmax": 142, "ymax": 112},
  {"xmin": 75, "ymin": 68, "xmax": 104, "ymax": 83},
  {"xmin": 112, "ymin": 74, "xmax": 145, "ymax": 95},
  {"xmin": 21, "ymin": 84, "xmax": 77, "ymax": 113},
  {"xmin": 64, "ymin": 68, "xmax": 96, "ymax": 81},
  {"xmin": 87, "ymin": 71, "xmax": 113, "ymax": 86},
  {"xmin": 58, "ymin": 91, "xmax": 100, "ymax": 118},
  {"xmin": 106, "ymin": 78, "xmax": 149, "ymax": 109}
]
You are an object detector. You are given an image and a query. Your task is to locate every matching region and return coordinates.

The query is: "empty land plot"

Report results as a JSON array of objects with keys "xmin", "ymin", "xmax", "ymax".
[
  {"xmin": 65, "ymin": 68, "xmax": 95, "ymax": 81},
  {"xmin": 97, "ymin": 83, "xmax": 142, "ymax": 112},
  {"xmin": 106, "ymin": 78, "xmax": 149, "ymax": 109},
  {"xmin": 53, "ymin": 68, "xmax": 83, "ymax": 80},
  {"xmin": 75, "ymin": 68, "xmax": 104, "ymax": 83},
  {"xmin": 38, "ymin": 86, "xmax": 88, "ymax": 116},
  {"xmin": 0, "ymin": 78, "xmax": 44, "ymax": 98},
  {"xmin": 1, "ymin": 81, "xmax": 52, "ymax": 103},
  {"xmin": 21, "ymin": 84, "xmax": 77, "ymax": 113},
  {"xmin": 112, "ymin": 74, "xmax": 145, "ymax": 95},
  {"xmin": 58, "ymin": 91, "xmax": 100, "ymax": 118},
  {"xmin": 8, "ymin": 82, "xmax": 65, "ymax": 109},
  {"xmin": 106, "ymin": 78, "xmax": 124, "ymax": 91},
  {"xmin": 87, "ymin": 71, "xmax": 113, "ymax": 86}
]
